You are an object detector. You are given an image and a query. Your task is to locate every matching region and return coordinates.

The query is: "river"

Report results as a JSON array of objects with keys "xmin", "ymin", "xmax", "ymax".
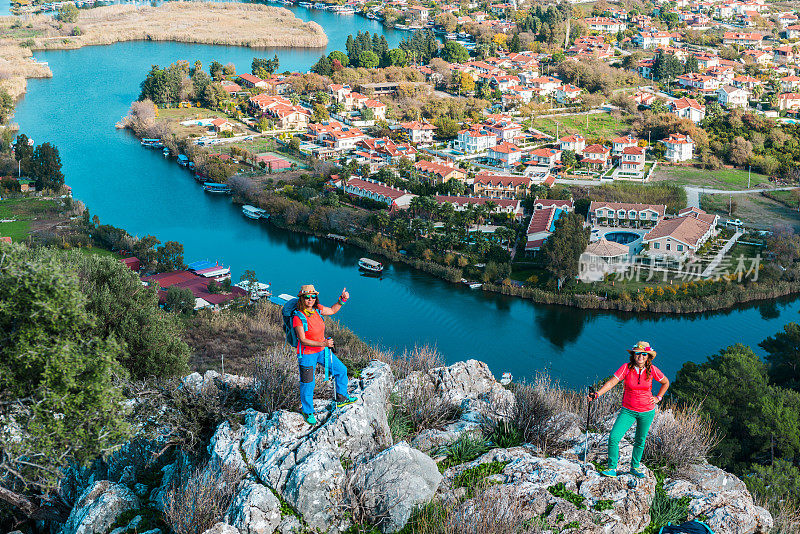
[{"xmin": 12, "ymin": 7, "xmax": 800, "ymax": 389}]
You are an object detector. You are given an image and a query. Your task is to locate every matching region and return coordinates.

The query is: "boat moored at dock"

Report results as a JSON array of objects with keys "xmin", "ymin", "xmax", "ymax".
[
  {"xmin": 242, "ymin": 205, "xmax": 268, "ymax": 220},
  {"xmin": 358, "ymin": 257, "xmax": 383, "ymax": 273},
  {"xmin": 141, "ymin": 138, "xmax": 164, "ymax": 148},
  {"xmin": 203, "ymin": 182, "xmax": 232, "ymax": 194}
]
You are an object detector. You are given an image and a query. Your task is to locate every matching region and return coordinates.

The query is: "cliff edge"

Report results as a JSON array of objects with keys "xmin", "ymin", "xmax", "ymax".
[{"xmin": 54, "ymin": 360, "xmax": 772, "ymax": 534}]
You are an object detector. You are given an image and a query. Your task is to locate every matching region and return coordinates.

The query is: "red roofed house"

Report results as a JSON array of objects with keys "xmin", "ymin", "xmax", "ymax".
[
  {"xmin": 238, "ymin": 73, "xmax": 268, "ymax": 89},
  {"xmin": 670, "ymin": 97, "xmax": 706, "ymax": 123},
  {"xmin": 643, "ymin": 208, "xmax": 718, "ymax": 259},
  {"xmin": 559, "ymin": 134, "xmax": 586, "ymax": 155},
  {"xmin": 611, "ymin": 135, "xmax": 639, "ymax": 157},
  {"xmin": 488, "ymin": 142, "xmax": 524, "ymax": 168},
  {"xmin": 589, "ymin": 201, "xmax": 666, "ymax": 228},
  {"xmin": 662, "ymin": 134, "xmax": 694, "ymax": 162},
  {"xmin": 473, "ymin": 171, "xmax": 531, "ymax": 199},
  {"xmin": 399, "ymin": 121, "xmax": 437, "ymax": 143},
  {"xmin": 141, "ymin": 270, "xmax": 248, "ymax": 310},
  {"xmin": 363, "ymin": 99, "xmax": 387, "ymax": 120},
  {"xmin": 529, "ymin": 148, "xmax": 562, "ymax": 168},
  {"xmin": 620, "ymin": 146, "xmax": 646, "ymax": 173},
  {"xmin": 456, "ymin": 127, "xmax": 497, "ymax": 153},
  {"xmin": 533, "ymin": 197, "xmax": 574, "ymax": 211},
  {"xmin": 581, "ymin": 144, "xmax": 611, "ymax": 169},
  {"xmin": 524, "ymin": 204, "xmax": 573, "ymax": 253},
  {"xmin": 413, "ymin": 160, "xmax": 467, "ymax": 184},
  {"xmin": 778, "ymin": 93, "xmax": 800, "ymax": 112},
  {"xmin": 722, "ymin": 32, "xmax": 762, "ymax": 48},
  {"xmin": 338, "ymin": 177, "xmax": 417, "ymax": 210},
  {"xmin": 210, "ymin": 118, "xmax": 234, "ymax": 134},
  {"xmin": 121, "ymin": 257, "xmax": 141, "ymax": 272},
  {"xmin": 358, "ymin": 137, "xmax": 417, "ymax": 162},
  {"xmin": 248, "ymin": 95, "xmax": 310, "ymax": 129}
]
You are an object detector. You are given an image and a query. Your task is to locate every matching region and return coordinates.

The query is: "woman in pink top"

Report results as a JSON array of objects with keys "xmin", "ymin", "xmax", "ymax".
[{"xmin": 588, "ymin": 341, "xmax": 670, "ymax": 478}]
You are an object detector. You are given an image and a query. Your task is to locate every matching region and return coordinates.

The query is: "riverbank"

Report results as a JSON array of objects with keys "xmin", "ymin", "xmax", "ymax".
[{"xmin": 0, "ymin": 2, "xmax": 326, "ymax": 98}]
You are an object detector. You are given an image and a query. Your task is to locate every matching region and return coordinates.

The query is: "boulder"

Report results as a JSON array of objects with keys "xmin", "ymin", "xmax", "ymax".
[
  {"xmin": 226, "ymin": 480, "xmax": 282, "ymax": 534},
  {"xmin": 351, "ymin": 443, "xmax": 442, "ymax": 533},
  {"xmin": 665, "ymin": 463, "xmax": 773, "ymax": 534},
  {"xmin": 60, "ymin": 481, "xmax": 140, "ymax": 534},
  {"xmin": 283, "ymin": 448, "xmax": 345, "ymax": 532},
  {"xmin": 210, "ymin": 361, "xmax": 394, "ymax": 495},
  {"xmin": 200, "ymin": 523, "xmax": 240, "ymax": 534},
  {"xmin": 410, "ymin": 429, "xmax": 460, "ymax": 454},
  {"xmin": 276, "ymin": 516, "xmax": 302, "ymax": 534},
  {"xmin": 428, "ymin": 360, "xmax": 510, "ymax": 406},
  {"xmin": 579, "ymin": 467, "xmax": 656, "ymax": 533}
]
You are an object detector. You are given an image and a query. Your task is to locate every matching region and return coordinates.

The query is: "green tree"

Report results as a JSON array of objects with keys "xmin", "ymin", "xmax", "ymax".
[
  {"xmin": 388, "ymin": 48, "xmax": 407, "ymax": 67},
  {"xmin": 441, "ymin": 41, "xmax": 470, "ymax": 63},
  {"xmin": 654, "ymin": 53, "xmax": 683, "ymax": 84},
  {"xmin": 164, "ymin": 286, "xmax": 195, "ymax": 314},
  {"xmin": 358, "ymin": 50, "xmax": 380, "ymax": 68},
  {"xmin": 0, "ymin": 89, "xmax": 14, "ymax": 124},
  {"xmin": 209, "ymin": 60, "xmax": 225, "ymax": 81},
  {"xmin": 13, "ymin": 134, "xmax": 34, "ymax": 177},
  {"xmin": 311, "ymin": 55, "xmax": 333, "ymax": 76},
  {"xmin": 0, "ymin": 244, "xmax": 129, "ymax": 516},
  {"xmin": 31, "ymin": 142, "xmax": 64, "ymax": 192},
  {"xmin": 57, "ymin": 2, "xmax": 79, "ymax": 22},
  {"xmin": 671, "ymin": 344, "xmax": 771, "ymax": 469},
  {"xmin": 541, "ymin": 212, "xmax": 589, "ymax": 289},
  {"xmin": 561, "ymin": 150, "xmax": 576, "ymax": 168},
  {"xmin": 760, "ymin": 322, "xmax": 800, "ymax": 390},
  {"xmin": 508, "ymin": 33, "xmax": 521, "ymax": 53},
  {"xmin": 328, "ymin": 50, "xmax": 349, "ymax": 67},
  {"xmin": 684, "ymin": 55, "xmax": 699, "ymax": 73},
  {"xmin": 252, "ymin": 55, "xmax": 280, "ymax": 76},
  {"xmin": 73, "ymin": 253, "xmax": 190, "ymax": 379},
  {"xmin": 434, "ymin": 117, "xmax": 459, "ymax": 139}
]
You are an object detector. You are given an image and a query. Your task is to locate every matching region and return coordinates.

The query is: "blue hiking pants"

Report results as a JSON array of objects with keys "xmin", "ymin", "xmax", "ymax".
[{"xmin": 298, "ymin": 348, "xmax": 349, "ymax": 415}]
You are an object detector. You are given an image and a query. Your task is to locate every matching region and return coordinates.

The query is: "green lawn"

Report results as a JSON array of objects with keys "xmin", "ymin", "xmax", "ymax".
[
  {"xmin": 77, "ymin": 246, "xmax": 120, "ymax": 259},
  {"xmin": 0, "ymin": 198, "xmax": 59, "ymax": 219},
  {"xmin": 0, "ymin": 220, "xmax": 30, "ymax": 242},
  {"xmin": 653, "ymin": 166, "xmax": 770, "ymax": 190},
  {"xmin": 532, "ymin": 113, "xmax": 631, "ymax": 140}
]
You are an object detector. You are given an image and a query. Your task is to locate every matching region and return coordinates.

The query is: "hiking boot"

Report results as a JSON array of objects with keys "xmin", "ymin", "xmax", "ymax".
[
  {"xmin": 600, "ymin": 469, "xmax": 617, "ymax": 478},
  {"xmin": 303, "ymin": 413, "xmax": 317, "ymax": 425},
  {"xmin": 336, "ymin": 394, "xmax": 358, "ymax": 407},
  {"xmin": 629, "ymin": 467, "xmax": 645, "ymax": 478}
]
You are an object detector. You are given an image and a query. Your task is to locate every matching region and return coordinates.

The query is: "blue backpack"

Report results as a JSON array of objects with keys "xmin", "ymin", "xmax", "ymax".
[
  {"xmin": 658, "ymin": 521, "xmax": 714, "ymax": 534},
  {"xmin": 282, "ymin": 298, "xmax": 319, "ymax": 353}
]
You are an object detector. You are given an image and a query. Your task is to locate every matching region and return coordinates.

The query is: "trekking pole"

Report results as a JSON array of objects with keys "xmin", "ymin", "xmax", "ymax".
[{"xmin": 584, "ymin": 387, "xmax": 596, "ymax": 467}]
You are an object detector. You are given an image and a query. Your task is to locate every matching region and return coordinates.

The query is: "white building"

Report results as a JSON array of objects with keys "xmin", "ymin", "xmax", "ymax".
[
  {"xmin": 662, "ymin": 134, "xmax": 694, "ymax": 162},
  {"xmin": 716, "ymin": 85, "xmax": 750, "ymax": 108},
  {"xmin": 456, "ymin": 127, "xmax": 497, "ymax": 154}
]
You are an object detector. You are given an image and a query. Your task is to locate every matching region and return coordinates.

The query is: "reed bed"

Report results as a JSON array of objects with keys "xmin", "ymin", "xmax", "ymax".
[{"xmin": 36, "ymin": 2, "xmax": 328, "ymax": 49}]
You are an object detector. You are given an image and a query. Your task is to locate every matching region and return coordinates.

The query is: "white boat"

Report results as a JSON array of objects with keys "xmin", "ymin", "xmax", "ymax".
[
  {"xmin": 338, "ymin": 7, "xmax": 355, "ymax": 14},
  {"xmin": 500, "ymin": 372, "xmax": 513, "ymax": 386},
  {"xmin": 358, "ymin": 257, "xmax": 383, "ymax": 273},
  {"xmin": 234, "ymin": 280, "xmax": 271, "ymax": 299},
  {"xmin": 242, "ymin": 205, "xmax": 268, "ymax": 219},
  {"xmin": 468, "ymin": 282, "xmax": 482, "ymax": 289}
]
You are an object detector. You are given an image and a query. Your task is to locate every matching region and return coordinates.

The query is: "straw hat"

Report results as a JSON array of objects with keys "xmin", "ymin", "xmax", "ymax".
[
  {"xmin": 298, "ymin": 284, "xmax": 319, "ymax": 296},
  {"xmin": 627, "ymin": 341, "xmax": 656, "ymax": 358}
]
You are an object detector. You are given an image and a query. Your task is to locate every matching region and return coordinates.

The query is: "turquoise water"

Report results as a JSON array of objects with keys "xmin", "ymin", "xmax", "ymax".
[
  {"xmin": 13, "ymin": 12, "xmax": 800, "ymax": 388},
  {"xmin": 604, "ymin": 232, "xmax": 641, "ymax": 245}
]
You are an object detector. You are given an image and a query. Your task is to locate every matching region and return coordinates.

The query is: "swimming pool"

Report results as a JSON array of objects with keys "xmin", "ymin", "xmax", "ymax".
[{"xmin": 604, "ymin": 231, "xmax": 641, "ymax": 245}]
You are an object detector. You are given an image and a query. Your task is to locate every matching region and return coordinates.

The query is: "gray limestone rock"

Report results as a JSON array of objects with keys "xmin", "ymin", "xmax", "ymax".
[
  {"xmin": 350, "ymin": 442, "xmax": 442, "ymax": 533},
  {"xmin": 283, "ymin": 448, "xmax": 345, "ymax": 532},
  {"xmin": 60, "ymin": 481, "xmax": 140, "ymax": 534},
  {"xmin": 277, "ymin": 517, "xmax": 302, "ymax": 534},
  {"xmin": 664, "ymin": 463, "xmax": 773, "ymax": 534},
  {"xmin": 226, "ymin": 480, "xmax": 283, "ymax": 534},
  {"xmin": 200, "ymin": 523, "xmax": 240, "ymax": 534}
]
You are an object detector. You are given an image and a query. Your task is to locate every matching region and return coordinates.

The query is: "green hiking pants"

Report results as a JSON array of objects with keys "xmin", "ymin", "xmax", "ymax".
[{"xmin": 607, "ymin": 407, "xmax": 655, "ymax": 470}]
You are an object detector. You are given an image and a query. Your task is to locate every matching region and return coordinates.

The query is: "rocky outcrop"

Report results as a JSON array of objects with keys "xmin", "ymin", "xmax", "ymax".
[
  {"xmin": 665, "ymin": 463, "xmax": 774, "ymax": 534},
  {"xmin": 53, "ymin": 359, "xmax": 773, "ymax": 534},
  {"xmin": 60, "ymin": 481, "xmax": 140, "ymax": 534},
  {"xmin": 226, "ymin": 480, "xmax": 282, "ymax": 534},
  {"xmin": 351, "ymin": 442, "xmax": 443, "ymax": 533}
]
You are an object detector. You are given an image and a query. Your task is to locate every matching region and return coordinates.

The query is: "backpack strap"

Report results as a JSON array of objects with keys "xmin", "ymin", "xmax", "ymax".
[{"xmin": 292, "ymin": 308, "xmax": 321, "ymax": 356}]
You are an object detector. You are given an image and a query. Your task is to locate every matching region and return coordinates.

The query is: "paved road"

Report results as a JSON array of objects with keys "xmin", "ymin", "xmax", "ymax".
[{"xmin": 685, "ymin": 186, "xmax": 799, "ymax": 209}]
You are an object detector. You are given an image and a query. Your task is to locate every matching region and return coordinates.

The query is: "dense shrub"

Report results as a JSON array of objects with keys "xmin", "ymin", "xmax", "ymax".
[{"xmin": 643, "ymin": 402, "xmax": 720, "ymax": 470}]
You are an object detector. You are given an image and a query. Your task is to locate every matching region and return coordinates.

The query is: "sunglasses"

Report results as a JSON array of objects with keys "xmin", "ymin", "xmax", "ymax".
[
  {"xmin": 634, "ymin": 351, "xmax": 649, "ymax": 356},
  {"xmin": 302, "ymin": 294, "xmax": 318, "ymax": 299}
]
